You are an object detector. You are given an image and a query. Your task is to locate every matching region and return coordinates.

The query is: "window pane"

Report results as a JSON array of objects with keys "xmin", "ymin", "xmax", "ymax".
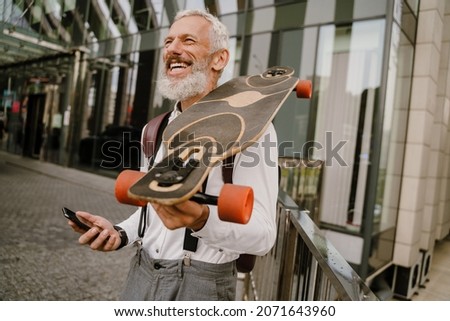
[
  {"xmin": 217, "ymin": 0, "xmax": 238, "ymax": 15},
  {"xmin": 242, "ymin": 33, "xmax": 272, "ymax": 75},
  {"xmin": 304, "ymin": 0, "xmax": 388, "ymax": 25},
  {"xmin": 353, "ymin": 0, "xmax": 387, "ymax": 20},
  {"xmin": 247, "ymin": 7, "xmax": 276, "ymax": 33},
  {"xmin": 275, "ymin": 28, "xmax": 317, "ymax": 156},
  {"xmin": 274, "ymin": 2, "xmax": 307, "ymax": 29},
  {"xmin": 304, "ymin": 0, "xmax": 336, "ymax": 25},
  {"xmin": 220, "ymin": 13, "xmax": 239, "ymax": 36},
  {"xmin": 369, "ymin": 25, "xmax": 414, "ymax": 272},
  {"xmin": 249, "ymin": 0, "xmax": 275, "ymax": 8},
  {"xmin": 314, "ymin": 20, "xmax": 386, "ymax": 230}
]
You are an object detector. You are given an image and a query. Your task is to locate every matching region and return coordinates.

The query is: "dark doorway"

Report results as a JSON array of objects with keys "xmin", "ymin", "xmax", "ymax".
[{"xmin": 23, "ymin": 94, "xmax": 46, "ymax": 158}]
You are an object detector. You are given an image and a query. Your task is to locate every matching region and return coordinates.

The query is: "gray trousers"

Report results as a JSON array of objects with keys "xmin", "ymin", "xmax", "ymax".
[{"xmin": 120, "ymin": 249, "xmax": 237, "ymax": 301}]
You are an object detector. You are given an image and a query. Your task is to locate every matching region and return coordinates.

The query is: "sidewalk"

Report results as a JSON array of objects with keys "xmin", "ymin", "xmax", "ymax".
[{"xmin": 0, "ymin": 151, "xmax": 136, "ymax": 300}]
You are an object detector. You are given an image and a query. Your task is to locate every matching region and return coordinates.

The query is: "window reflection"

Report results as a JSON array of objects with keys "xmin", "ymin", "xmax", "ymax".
[
  {"xmin": 242, "ymin": 33, "xmax": 272, "ymax": 75},
  {"xmin": 313, "ymin": 20, "xmax": 385, "ymax": 231},
  {"xmin": 274, "ymin": 28, "xmax": 316, "ymax": 156},
  {"xmin": 248, "ymin": 7, "xmax": 275, "ymax": 33}
]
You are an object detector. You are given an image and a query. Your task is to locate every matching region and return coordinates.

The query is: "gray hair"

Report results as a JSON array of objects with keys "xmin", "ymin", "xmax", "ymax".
[{"xmin": 173, "ymin": 9, "xmax": 229, "ymax": 53}]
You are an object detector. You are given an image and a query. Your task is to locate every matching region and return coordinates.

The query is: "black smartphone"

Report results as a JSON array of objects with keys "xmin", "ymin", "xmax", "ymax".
[{"xmin": 62, "ymin": 207, "xmax": 91, "ymax": 231}]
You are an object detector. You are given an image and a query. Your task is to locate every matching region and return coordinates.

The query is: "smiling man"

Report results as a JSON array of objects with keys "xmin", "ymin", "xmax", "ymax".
[
  {"xmin": 157, "ymin": 11, "xmax": 229, "ymax": 111},
  {"xmin": 66, "ymin": 9, "xmax": 279, "ymax": 301}
]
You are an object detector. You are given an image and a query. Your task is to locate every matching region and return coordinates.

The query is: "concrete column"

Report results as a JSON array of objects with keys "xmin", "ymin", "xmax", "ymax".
[
  {"xmin": 435, "ymin": 0, "xmax": 450, "ymax": 240},
  {"xmin": 421, "ymin": 0, "xmax": 450, "ymax": 250},
  {"xmin": 393, "ymin": 0, "xmax": 446, "ymax": 266}
]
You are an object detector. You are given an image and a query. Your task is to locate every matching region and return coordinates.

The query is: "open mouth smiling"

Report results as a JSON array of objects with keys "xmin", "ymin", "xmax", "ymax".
[
  {"xmin": 169, "ymin": 62, "xmax": 189, "ymax": 71},
  {"xmin": 166, "ymin": 59, "xmax": 193, "ymax": 72}
]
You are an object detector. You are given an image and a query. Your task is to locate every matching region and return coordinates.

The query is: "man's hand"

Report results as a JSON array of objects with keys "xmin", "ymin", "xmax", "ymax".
[
  {"xmin": 152, "ymin": 201, "xmax": 210, "ymax": 231},
  {"xmin": 67, "ymin": 211, "xmax": 121, "ymax": 251}
]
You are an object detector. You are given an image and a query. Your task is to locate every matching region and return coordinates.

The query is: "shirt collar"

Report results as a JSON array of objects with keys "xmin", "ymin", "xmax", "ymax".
[
  {"xmin": 168, "ymin": 101, "xmax": 182, "ymax": 123},
  {"xmin": 174, "ymin": 101, "xmax": 182, "ymax": 114}
]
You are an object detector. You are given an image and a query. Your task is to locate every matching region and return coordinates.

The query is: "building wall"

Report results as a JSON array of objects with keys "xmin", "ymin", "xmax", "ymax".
[
  {"xmin": 436, "ymin": 0, "xmax": 450, "ymax": 240},
  {"xmin": 394, "ymin": 0, "xmax": 450, "ymax": 267}
]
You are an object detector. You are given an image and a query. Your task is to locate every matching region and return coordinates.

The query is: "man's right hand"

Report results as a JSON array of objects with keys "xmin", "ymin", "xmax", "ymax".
[{"xmin": 67, "ymin": 211, "xmax": 121, "ymax": 252}]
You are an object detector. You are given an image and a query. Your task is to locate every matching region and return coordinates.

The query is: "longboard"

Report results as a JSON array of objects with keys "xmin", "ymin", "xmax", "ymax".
[{"xmin": 116, "ymin": 66, "xmax": 312, "ymax": 223}]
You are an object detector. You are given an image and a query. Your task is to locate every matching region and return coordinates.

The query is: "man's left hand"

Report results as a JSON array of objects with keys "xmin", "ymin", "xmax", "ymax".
[{"xmin": 152, "ymin": 201, "xmax": 210, "ymax": 231}]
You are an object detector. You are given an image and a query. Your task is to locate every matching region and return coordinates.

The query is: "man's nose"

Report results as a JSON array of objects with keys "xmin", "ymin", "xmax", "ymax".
[{"xmin": 166, "ymin": 38, "xmax": 183, "ymax": 55}]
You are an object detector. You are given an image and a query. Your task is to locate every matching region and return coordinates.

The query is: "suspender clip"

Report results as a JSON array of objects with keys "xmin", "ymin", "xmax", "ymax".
[{"xmin": 183, "ymin": 253, "xmax": 191, "ymax": 266}]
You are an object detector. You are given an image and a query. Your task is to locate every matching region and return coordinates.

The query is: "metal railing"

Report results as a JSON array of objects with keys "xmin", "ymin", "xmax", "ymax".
[{"xmin": 239, "ymin": 191, "xmax": 378, "ymax": 301}]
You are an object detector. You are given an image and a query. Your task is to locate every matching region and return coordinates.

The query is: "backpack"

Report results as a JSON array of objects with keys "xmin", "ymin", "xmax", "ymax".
[{"xmin": 142, "ymin": 111, "xmax": 256, "ymax": 273}]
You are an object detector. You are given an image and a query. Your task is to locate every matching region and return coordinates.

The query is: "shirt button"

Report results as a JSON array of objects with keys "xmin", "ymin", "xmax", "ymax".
[
  {"xmin": 154, "ymin": 263, "xmax": 162, "ymax": 270},
  {"xmin": 155, "ymin": 249, "xmax": 159, "ymax": 253}
]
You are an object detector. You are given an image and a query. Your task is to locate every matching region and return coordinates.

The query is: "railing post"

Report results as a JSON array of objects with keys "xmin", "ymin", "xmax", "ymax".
[{"xmin": 278, "ymin": 211, "xmax": 298, "ymax": 300}]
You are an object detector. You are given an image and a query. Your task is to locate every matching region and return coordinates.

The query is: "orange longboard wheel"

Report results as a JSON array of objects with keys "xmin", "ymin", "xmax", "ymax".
[
  {"xmin": 115, "ymin": 170, "xmax": 147, "ymax": 207},
  {"xmin": 295, "ymin": 79, "xmax": 312, "ymax": 99},
  {"xmin": 217, "ymin": 184, "xmax": 254, "ymax": 224}
]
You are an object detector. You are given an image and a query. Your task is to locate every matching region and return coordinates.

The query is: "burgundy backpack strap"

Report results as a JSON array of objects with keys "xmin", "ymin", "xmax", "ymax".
[
  {"xmin": 142, "ymin": 111, "xmax": 171, "ymax": 161},
  {"xmin": 138, "ymin": 111, "xmax": 170, "ymax": 238},
  {"xmin": 140, "ymin": 111, "xmax": 199, "ymax": 253}
]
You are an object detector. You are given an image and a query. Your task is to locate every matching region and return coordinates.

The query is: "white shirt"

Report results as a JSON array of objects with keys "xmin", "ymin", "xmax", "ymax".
[{"xmin": 118, "ymin": 106, "xmax": 279, "ymax": 264}]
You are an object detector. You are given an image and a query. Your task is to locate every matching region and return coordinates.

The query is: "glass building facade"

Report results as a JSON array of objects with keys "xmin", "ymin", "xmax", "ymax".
[{"xmin": 1, "ymin": 0, "xmax": 449, "ymax": 298}]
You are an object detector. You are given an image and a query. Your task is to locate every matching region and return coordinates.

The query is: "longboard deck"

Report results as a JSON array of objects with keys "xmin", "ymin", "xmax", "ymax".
[{"xmin": 128, "ymin": 66, "xmax": 301, "ymax": 205}]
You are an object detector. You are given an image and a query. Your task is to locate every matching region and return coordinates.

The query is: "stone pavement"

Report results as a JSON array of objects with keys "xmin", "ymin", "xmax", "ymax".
[{"xmin": 0, "ymin": 150, "xmax": 136, "ymax": 300}]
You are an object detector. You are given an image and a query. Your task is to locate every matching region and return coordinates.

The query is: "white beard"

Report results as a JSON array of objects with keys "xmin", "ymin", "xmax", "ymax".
[{"xmin": 157, "ymin": 60, "xmax": 209, "ymax": 102}]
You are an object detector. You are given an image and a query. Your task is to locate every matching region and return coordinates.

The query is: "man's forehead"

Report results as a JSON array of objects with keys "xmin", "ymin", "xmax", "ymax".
[{"xmin": 169, "ymin": 15, "xmax": 211, "ymax": 34}]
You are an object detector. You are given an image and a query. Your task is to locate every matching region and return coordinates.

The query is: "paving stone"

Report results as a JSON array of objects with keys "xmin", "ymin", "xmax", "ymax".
[{"xmin": 0, "ymin": 151, "xmax": 136, "ymax": 300}]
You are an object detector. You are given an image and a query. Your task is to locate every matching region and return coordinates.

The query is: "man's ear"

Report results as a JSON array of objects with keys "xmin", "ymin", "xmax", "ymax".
[{"xmin": 211, "ymin": 49, "xmax": 230, "ymax": 72}]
